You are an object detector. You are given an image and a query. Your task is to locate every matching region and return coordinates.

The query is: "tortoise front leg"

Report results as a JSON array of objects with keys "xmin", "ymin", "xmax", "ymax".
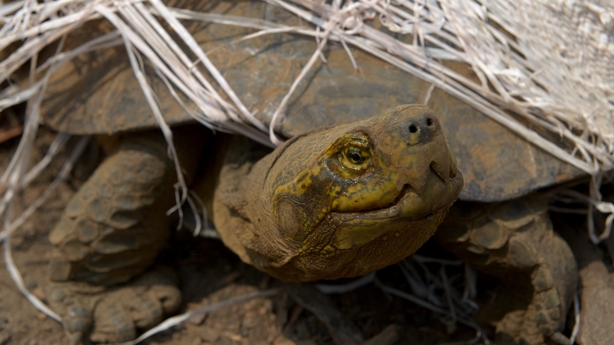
[
  {"xmin": 435, "ymin": 197, "xmax": 577, "ymax": 345},
  {"xmin": 46, "ymin": 129, "xmax": 203, "ymax": 344}
]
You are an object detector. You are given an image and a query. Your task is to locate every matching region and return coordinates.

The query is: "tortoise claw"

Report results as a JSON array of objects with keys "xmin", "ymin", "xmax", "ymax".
[
  {"xmin": 46, "ymin": 267, "xmax": 181, "ymax": 344},
  {"xmin": 495, "ymin": 281, "xmax": 567, "ymax": 344}
]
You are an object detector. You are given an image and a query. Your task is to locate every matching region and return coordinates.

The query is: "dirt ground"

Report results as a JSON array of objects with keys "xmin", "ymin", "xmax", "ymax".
[{"xmin": 3, "ymin": 126, "xmax": 612, "ymax": 345}]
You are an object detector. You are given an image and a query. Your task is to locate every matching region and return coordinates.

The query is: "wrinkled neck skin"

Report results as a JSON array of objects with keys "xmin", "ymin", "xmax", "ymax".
[{"xmin": 214, "ymin": 105, "xmax": 464, "ymax": 282}]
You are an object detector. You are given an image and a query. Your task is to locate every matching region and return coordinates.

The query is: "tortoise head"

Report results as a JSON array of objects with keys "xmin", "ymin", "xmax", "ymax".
[{"xmin": 232, "ymin": 105, "xmax": 464, "ymax": 282}]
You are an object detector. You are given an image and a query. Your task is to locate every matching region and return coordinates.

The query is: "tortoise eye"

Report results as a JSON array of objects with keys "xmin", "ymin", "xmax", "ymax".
[
  {"xmin": 340, "ymin": 147, "xmax": 371, "ymax": 173},
  {"xmin": 345, "ymin": 147, "xmax": 368, "ymax": 164},
  {"xmin": 327, "ymin": 132, "xmax": 372, "ymax": 177}
]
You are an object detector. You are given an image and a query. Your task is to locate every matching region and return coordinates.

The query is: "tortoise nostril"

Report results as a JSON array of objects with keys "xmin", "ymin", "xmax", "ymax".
[
  {"xmin": 409, "ymin": 123, "xmax": 419, "ymax": 133},
  {"xmin": 426, "ymin": 118, "xmax": 434, "ymax": 126}
]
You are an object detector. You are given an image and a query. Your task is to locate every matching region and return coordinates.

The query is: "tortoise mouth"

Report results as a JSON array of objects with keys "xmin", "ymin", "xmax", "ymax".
[
  {"xmin": 335, "ymin": 184, "xmax": 422, "ymax": 222},
  {"xmin": 335, "ymin": 169, "xmax": 463, "ymax": 223},
  {"xmin": 341, "ymin": 183, "xmax": 415, "ymax": 219}
]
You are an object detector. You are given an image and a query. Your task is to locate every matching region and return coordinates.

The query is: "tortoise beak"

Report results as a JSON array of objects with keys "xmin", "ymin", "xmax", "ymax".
[{"xmin": 429, "ymin": 140, "xmax": 458, "ymax": 183}]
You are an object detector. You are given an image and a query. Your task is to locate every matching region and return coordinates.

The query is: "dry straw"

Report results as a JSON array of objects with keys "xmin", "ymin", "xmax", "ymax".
[{"xmin": 0, "ymin": 0, "xmax": 611, "ymax": 342}]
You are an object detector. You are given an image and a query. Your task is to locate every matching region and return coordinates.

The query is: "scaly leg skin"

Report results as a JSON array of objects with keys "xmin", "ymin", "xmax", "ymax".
[
  {"xmin": 436, "ymin": 197, "xmax": 577, "ymax": 345},
  {"xmin": 46, "ymin": 130, "xmax": 201, "ymax": 344}
]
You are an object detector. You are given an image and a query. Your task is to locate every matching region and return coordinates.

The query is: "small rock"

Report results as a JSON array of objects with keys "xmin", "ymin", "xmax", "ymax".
[{"xmin": 200, "ymin": 327, "xmax": 220, "ymax": 343}]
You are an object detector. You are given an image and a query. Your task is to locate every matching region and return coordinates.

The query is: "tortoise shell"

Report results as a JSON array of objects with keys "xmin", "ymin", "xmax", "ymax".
[{"xmin": 40, "ymin": 0, "xmax": 582, "ymax": 202}]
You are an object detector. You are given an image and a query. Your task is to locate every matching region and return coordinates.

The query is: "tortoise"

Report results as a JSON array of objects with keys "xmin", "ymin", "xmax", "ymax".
[{"xmin": 32, "ymin": 1, "xmax": 585, "ymax": 344}]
